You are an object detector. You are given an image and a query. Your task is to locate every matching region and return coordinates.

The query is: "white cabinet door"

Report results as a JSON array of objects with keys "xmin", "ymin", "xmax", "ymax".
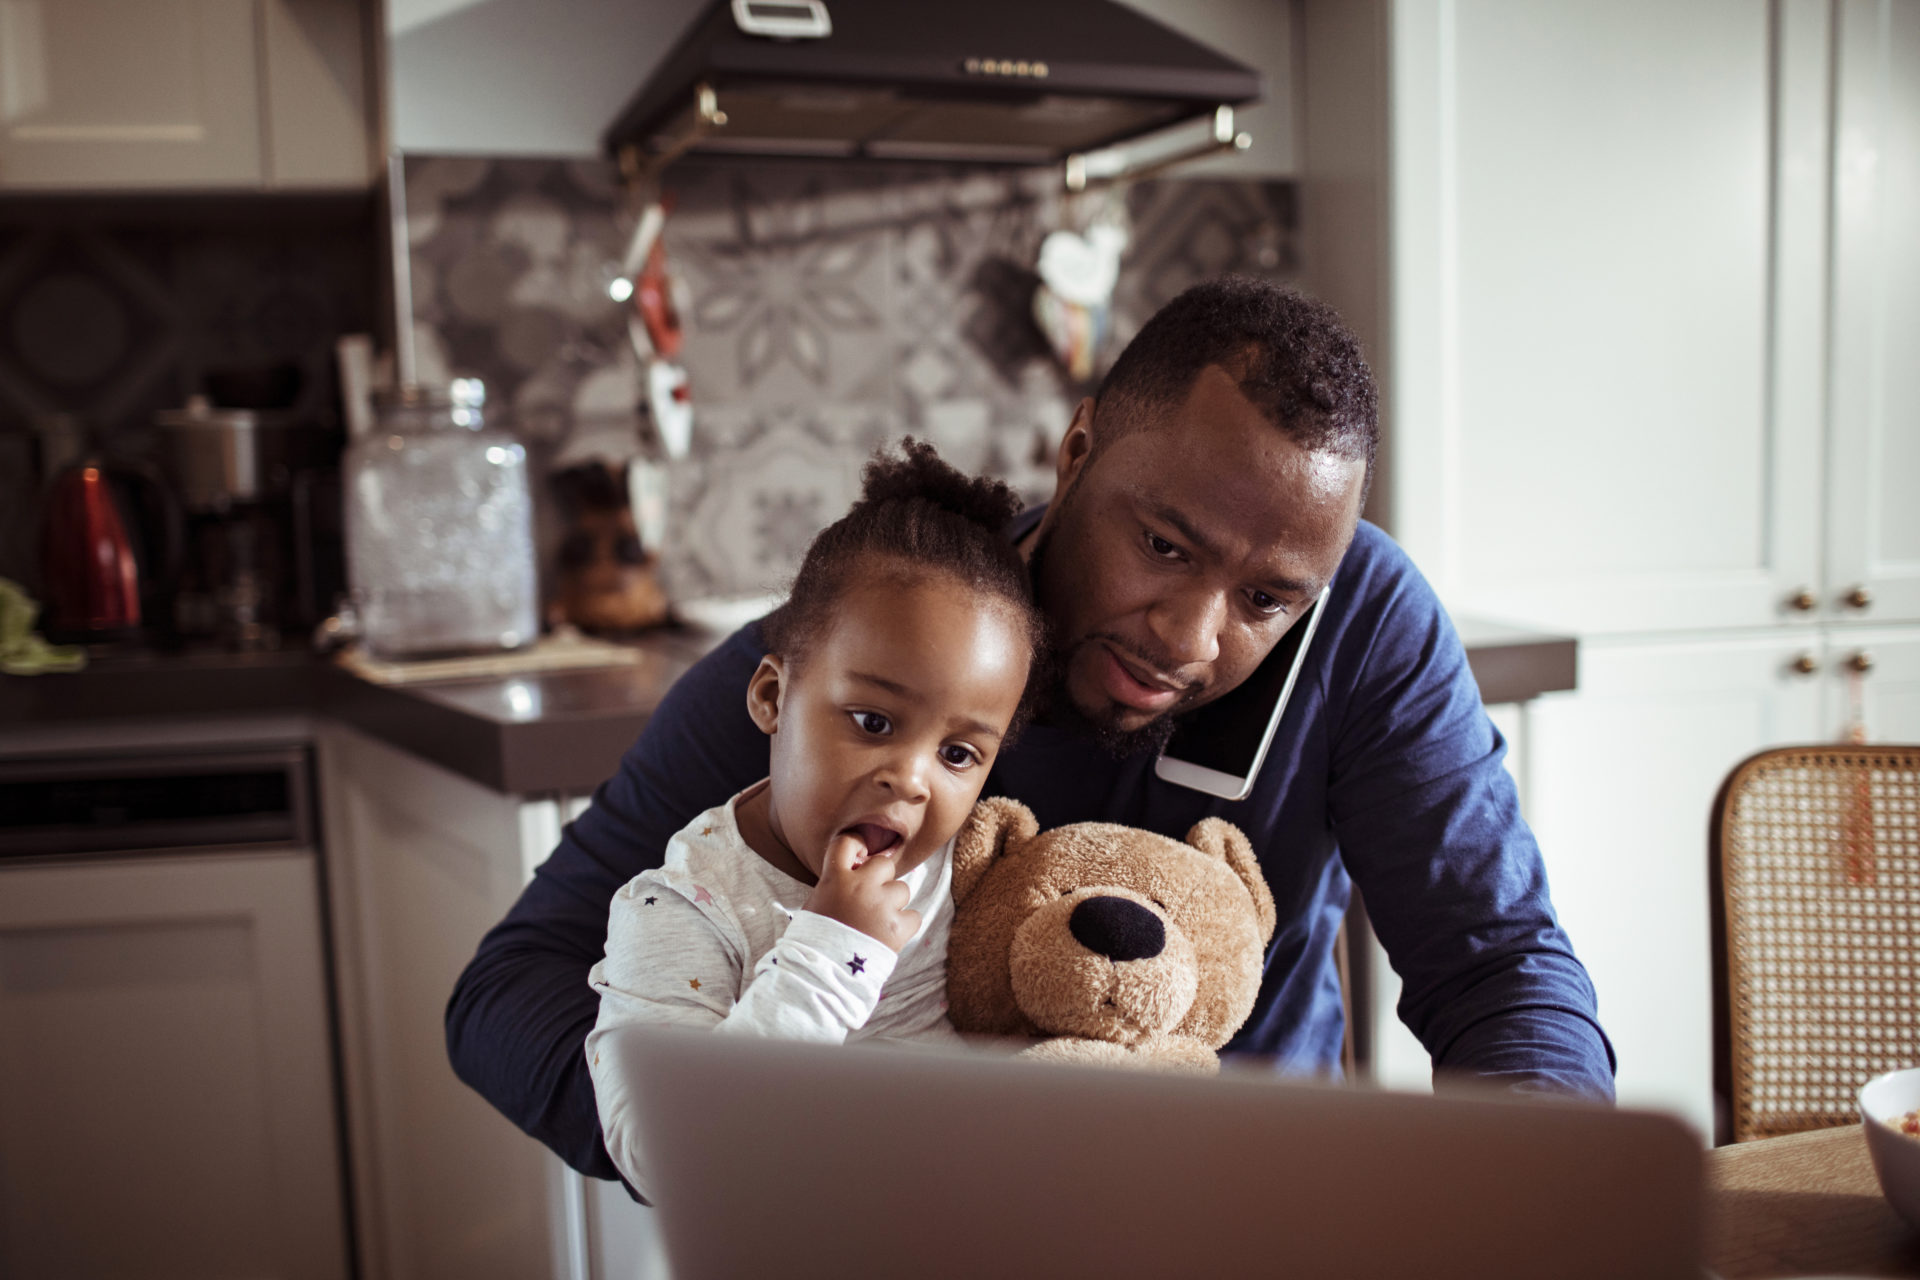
[
  {"xmin": 1825, "ymin": 626, "xmax": 1920, "ymax": 741},
  {"xmin": 0, "ymin": 852, "xmax": 349, "ymax": 1280},
  {"xmin": 1524, "ymin": 633, "xmax": 1825, "ymax": 1137},
  {"xmin": 1385, "ymin": 0, "xmax": 1830, "ymax": 635},
  {"xmin": 318, "ymin": 724, "xmax": 557, "ymax": 1280},
  {"xmin": 0, "ymin": 0, "xmax": 264, "ymax": 188},
  {"xmin": 530, "ymin": 795, "xmax": 674, "ymax": 1280},
  {"xmin": 0, "ymin": 0, "xmax": 371, "ymax": 190},
  {"xmin": 1826, "ymin": 0, "xmax": 1920, "ymax": 627},
  {"xmin": 260, "ymin": 0, "xmax": 374, "ymax": 187}
]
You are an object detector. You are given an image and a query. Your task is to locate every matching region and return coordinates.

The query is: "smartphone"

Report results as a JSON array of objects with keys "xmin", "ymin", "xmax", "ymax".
[{"xmin": 1153, "ymin": 587, "xmax": 1330, "ymax": 801}]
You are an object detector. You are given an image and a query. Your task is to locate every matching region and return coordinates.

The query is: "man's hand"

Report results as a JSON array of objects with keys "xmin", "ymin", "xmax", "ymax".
[{"xmin": 803, "ymin": 832, "xmax": 920, "ymax": 953}]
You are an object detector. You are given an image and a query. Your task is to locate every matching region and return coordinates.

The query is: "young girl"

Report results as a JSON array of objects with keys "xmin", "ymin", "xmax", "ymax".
[{"xmin": 585, "ymin": 440, "xmax": 1047, "ymax": 1199}]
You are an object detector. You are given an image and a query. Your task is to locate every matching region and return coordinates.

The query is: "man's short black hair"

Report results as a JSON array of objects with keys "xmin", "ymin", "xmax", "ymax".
[{"xmin": 1093, "ymin": 277, "xmax": 1378, "ymax": 493}]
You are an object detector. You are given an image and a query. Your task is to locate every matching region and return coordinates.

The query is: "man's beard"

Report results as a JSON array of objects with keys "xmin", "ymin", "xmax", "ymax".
[{"xmin": 1028, "ymin": 513, "xmax": 1191, "ymax": 762}]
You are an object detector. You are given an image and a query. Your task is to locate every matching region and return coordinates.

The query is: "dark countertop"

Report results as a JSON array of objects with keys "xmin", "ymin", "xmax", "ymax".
[
  {"xmin": 1, "ymin": 619, "xmax": 1575, "ymax": 796},
  {"xmin": 1453, "ymin": 617, "xmax": 1579, "ymax": 709}
]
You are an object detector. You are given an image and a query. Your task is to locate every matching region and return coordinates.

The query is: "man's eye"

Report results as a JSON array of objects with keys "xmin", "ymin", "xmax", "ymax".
[
  {"xmin": 851, "ymin": 711, "xmax": 892, "ymax": 736},
  {"xmin": 938, "ymin": 743, "xmax": 980, "ymax": 768},
  {"xmin": 1145, "ymin": 531, "xmax": 1179, "ymax": 558},
  {"xmin": 1247, "ymin": 590, "xmax": 1285, "ymax": 615}
]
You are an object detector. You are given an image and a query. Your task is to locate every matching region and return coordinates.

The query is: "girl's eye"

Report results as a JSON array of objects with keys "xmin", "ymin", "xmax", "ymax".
[
  {"xmin": 938, "ymin": 743, "xmax": 980, "ymax": 769},
  {"xmin": 1145, "ymin": 531, "xmax": 1180, "ymax": 559},
  {"xmin": 851, "ymin": 711, "xmax": 892, "ymax": 736}
]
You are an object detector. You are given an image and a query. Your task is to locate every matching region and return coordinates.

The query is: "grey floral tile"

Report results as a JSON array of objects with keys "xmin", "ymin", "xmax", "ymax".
[
  {"xmin": 675, "ymin": 219, "xmax": 890, "ymax": 403},
  {"xmin": 664, "ymin": 406, "xmax": 892, "ymax": 598},
  {"xmin": 402, "ymin": 154, "xmax": 1296, "ymax": 601}
]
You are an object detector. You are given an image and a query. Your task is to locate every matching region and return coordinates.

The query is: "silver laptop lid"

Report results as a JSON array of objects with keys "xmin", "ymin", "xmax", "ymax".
[{"xmin": 619, "ymin": 1028, "xmax": 1701, "ymax": 1280}]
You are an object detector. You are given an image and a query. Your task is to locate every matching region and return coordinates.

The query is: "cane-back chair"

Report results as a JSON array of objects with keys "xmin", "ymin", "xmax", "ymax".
[{"xmin": 1710, "ymin": 744, "xmax": 1920, "ymax": 1144}]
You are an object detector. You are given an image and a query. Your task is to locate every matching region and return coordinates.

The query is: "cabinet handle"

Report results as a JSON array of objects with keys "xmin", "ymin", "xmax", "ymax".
[
  {"xmin": 1845, "ymin": 651, "xmax": 1874, "ymax": 674},
  {"xmin": 1790, "ymin": 653, "xmax": 1818, "ymax": 676},
  {"xmin": 1786, "ymin": 588, "xmax": 1817, "ymax": 612},
  {"xmin": 1843, "ymin": 584, "xmax": 1873, "ymax": 610}
]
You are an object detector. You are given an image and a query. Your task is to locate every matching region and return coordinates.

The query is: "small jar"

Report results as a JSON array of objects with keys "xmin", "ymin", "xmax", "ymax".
[{"xmin": 344, "ymin": 380, "xmax": 538, "ymax": 658}]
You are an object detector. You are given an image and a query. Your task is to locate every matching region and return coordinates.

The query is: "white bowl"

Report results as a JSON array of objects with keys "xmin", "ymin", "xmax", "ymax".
[{"xmin": 1859, "ymin": 1064, "xmax": 1920, "ymax": 1233}]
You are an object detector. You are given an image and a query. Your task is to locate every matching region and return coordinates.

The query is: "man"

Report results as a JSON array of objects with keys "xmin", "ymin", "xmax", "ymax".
[{"xmin": 447, "ymin": 277, "xmax": 1614, "ymax": 1181}]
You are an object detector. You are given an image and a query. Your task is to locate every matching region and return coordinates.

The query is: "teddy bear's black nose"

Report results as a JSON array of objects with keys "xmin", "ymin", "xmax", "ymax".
[{"xmin": 1068, "ymin": 896, "xmax": 1165, "ymax": 962}]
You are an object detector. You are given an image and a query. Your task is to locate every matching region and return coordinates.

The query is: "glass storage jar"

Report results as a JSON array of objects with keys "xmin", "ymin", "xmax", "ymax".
[{"xmin": 344, "ymin": 380, "xmax": 538, "ymax": 658}]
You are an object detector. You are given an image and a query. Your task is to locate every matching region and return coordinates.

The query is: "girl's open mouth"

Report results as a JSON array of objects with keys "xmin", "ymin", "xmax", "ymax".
[{"xmin": 842, "ymin": 822, "xmax": 904, "ymax": 859}]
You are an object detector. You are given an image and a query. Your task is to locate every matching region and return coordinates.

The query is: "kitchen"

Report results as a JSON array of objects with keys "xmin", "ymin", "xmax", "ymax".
[{"xmin": 2, "ymin": 2, "xmax": 1917, "ymax": 1278}]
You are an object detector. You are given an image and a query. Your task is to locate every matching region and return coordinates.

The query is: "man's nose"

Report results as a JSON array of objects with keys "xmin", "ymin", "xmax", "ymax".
[{"xmin": 1147, "ymin": 585, "xmax": 1224, "ymax": 667}]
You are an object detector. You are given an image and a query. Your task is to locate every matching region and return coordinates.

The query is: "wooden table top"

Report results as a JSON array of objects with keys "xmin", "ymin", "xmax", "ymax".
[{"xmin": 1706, "ymin": 1125, "xmax": 1920, "ymax": 1278}]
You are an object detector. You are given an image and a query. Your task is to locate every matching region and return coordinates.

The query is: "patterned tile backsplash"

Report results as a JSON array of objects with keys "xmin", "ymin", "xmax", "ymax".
[
  {"xmin": 0, "ymin": 195, "xmax": 380, "ymax": 595},
  {"xmin": 404, "ymin": 155, "xmax": 1296, "ymax": 603}
]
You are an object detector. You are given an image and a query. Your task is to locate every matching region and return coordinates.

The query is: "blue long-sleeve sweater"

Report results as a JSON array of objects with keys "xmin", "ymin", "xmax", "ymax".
[{"xmin": 446, "ymin": 517, "xmax": 1615, "ymax": 1180}]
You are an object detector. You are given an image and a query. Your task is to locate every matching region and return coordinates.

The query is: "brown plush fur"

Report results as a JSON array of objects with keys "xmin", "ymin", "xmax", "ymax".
[{"xmin": 946, "ymin": 797, "xmax": 1277, "ymax": 1073}]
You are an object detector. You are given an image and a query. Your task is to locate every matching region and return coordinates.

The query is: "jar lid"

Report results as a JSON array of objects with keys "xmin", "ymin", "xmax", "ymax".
[
  {"xmin": 382, "ymin": 378, "xmax": 486, "ymax": 407},
  {"xmin": 378, "ymin": 378, "xmax": 487, "ymax": 427}
]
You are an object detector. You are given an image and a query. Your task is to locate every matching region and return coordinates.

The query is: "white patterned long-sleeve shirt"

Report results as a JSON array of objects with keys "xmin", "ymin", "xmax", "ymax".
[{"xmin": 585, "ymin": 780, "xmax": 959, "ymax": 1198}]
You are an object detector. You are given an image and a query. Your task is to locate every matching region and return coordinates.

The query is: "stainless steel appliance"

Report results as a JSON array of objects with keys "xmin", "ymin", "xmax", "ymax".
[
  {"xmin": 603, "ymin": 0, "xmax": 1262, "ymax": 174},
  {"xmin": 0, "ymin": 741, "xmax": 351, "ymax": 1279},
  {"xmin": 154, "ymin": 396, "xmax": 341, "ymax": 650}
]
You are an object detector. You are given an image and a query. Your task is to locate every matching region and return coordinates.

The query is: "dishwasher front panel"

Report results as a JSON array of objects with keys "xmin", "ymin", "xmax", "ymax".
[{"xmin": 0, "ymin": 746, "xmax": 313, "ymax": 859}]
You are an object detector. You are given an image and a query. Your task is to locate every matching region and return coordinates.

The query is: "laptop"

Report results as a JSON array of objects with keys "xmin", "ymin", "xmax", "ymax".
[{"xmin": 616, "ymin": 1028, "xmax": 1702, "ymax": 1280}]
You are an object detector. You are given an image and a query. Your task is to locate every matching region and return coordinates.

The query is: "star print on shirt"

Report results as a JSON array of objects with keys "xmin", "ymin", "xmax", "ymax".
[
  {"xmin": 689, "ymin": 978, "xmax": 702, "ymax": 991},
  {"xmin": 702, "ymin": 826, "xmax": 714, "ymax": 836},
  {"xmin": 693, "ymin": 885, "xmax": 714, "ymax": 905},
  {"xmin": 643, "ymin": 896, "xmax": 657, "ymax": 906},
  {"xmin": 848, "ymin": 955, "xmax": 866, "ymax": 975}
]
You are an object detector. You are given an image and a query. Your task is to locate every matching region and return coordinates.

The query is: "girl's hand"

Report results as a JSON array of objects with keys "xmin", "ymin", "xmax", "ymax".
[{"xmin": 802, "ymin": 832, "xmax": 920, "ymax": 954}]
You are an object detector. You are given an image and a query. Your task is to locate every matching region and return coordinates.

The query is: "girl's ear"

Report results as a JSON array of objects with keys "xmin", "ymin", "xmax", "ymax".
[{"xmin": 744, "ymin": 655, "xmax": 786, "ymax": 736}]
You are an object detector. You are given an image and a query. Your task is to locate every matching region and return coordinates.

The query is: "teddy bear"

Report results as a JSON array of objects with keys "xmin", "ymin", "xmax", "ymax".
[{"xmin": 945, "ymin": 796, "xmax": 1277, "ymax": 1073}]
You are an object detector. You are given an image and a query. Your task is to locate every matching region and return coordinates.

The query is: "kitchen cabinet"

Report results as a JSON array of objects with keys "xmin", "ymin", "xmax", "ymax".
[
  {"xmin": 1521, "ymin": 634, "xmax": 1829, "ymax": 1137},
  {"xmin": 1832, "ymin": 628, "xmax": 1920, "ymax": 742},
  {"xmin": 387, "ymin": 0, "xmax": 698, "ymax": 156},
  {"xmin": 1306, "ymin": 0, "xmax": 1916, "ymax": 637},
  {"xmin": 1302, "ymin": 0, "xmax": 1920, "ymax": 1127},
  {"xmin": 316, "ymin": 722, "xmax": 668, "ymax": 1280},
  {"xmin": 1525, "ymin": 630, "xmax": 1920, "ymax": 1138},
  {"xmin": 1826, "ymin": 0, "xmax": 1920, "ymax": 628},
  {"xmin": 0, "ymin": 733, "xmax": 349, "ymax": 1280},
  {"xmin": 0, "ymin": 0, "xmax": 375, "ymax": 190}
]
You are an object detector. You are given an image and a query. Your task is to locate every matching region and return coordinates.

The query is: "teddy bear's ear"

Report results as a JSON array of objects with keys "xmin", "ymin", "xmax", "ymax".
[
  {"xmin": 1184, "ymin": 817, "xmax": 1277, "ymax": 944},
  {"xmin": 951, "ymin": 796, "xmax": 1038, "ymax": 903}
]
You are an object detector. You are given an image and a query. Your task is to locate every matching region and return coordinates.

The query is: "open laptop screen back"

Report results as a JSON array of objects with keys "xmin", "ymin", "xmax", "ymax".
[{"xmin": 620, "ymin": 1029, "xmax": 1701, "ymax": 1280}]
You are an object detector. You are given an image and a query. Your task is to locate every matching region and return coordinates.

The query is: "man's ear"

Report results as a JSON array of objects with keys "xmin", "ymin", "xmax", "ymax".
[
  {"xmin": 1053, "ymin": 397, "xmax": 1097, "ymax": 495},
  {"xmin": 744, "ymin": 655, "xmax": 785, "ymax": 736},
  {"xmin": 951, "ymin": 797, "xmax": 1038, "ymax": 904}
]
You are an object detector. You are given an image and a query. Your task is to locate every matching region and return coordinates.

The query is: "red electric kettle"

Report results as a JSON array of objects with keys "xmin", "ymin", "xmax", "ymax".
[{"xmin": 39, "ymin": 457, "xmax": 179, "ymax": 644}]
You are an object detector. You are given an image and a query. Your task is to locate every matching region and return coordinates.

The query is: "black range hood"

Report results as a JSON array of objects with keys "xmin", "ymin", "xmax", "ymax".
[{"xmin": 603, "ymin": 0, "xmax": 1262, "ymax": 174}]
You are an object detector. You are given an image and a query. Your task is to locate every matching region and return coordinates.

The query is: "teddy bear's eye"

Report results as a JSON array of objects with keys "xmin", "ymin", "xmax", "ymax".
[
  {"xmin": 1149, "ymin": 897, "xmax": 1167, "ymax": 911},
  {"xmin": 1059, "ymin": 887, "xmax": 1075, "ymax": 897}
]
